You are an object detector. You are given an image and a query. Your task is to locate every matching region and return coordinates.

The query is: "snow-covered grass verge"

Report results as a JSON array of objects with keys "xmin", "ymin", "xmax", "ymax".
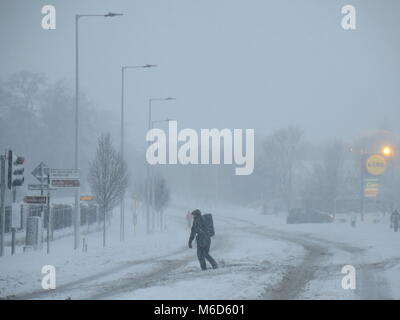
[{"xmin": 0, "ymin": 207, "xmax": 187, "ymax": 298}]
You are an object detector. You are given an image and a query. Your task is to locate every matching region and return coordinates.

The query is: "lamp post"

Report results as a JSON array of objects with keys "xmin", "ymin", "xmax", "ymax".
[
  {"xmin": 120, "ymin": 64, "xmax": 156, "ymax": 242},
  {"xmin": 146, "ymin": 98, "xmax": 176, "ymax": 233},
  {"xmin": 382, "ymin": 146, "xmax": 394, "ymax": 157},
  {"xmin": 74, "ymin": 12, "xmax": 123, "ymax": 250}
]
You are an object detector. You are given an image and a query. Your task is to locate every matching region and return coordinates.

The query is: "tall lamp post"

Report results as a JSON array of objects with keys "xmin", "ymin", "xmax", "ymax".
[
  {"xmin": 146, "ymin": 98, "xmax": 176, "ymax": 233},
  {"xmin": 74, "ymin": 12, "xmax": 123, "ymax": 250},
  {"xmin": 120, "ymin": 64, "xmax": 156, "ymax": 242}
]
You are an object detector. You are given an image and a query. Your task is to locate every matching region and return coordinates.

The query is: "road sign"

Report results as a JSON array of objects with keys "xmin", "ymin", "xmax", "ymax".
[
  {"xmin": 49, "ymin": 169, "xmax": 80, "ymax": 188},
  {"xmin": 80, "ymin": 196, "xmax": 93, "ymax": 201},
  {"xmin": 50, "ymin": 169, "xmax": 79, "ymax": 179},
  {"xmin": 28, "ymin": 184, "xmax": 55, "ymax": 191},
  {"xmin": 50, "ymin": 179, "xmax": 80, "ymax": 188},
  {"xmin": 24, "ymin": 196, "xmax": 47, "ymax": 205},
  {"xmin": 364, "ymin": 178, "xmax": 379, "ymax": 198},
  {"xmin": 366, "ymin": 154, "xmax": 386, "ymax": 176},
  {"xmin": 31, "ymin": 162, "xmax": 49, "ymax": 182}
]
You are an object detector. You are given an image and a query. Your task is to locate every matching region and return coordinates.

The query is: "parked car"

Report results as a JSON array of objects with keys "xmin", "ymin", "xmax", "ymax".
[{"xmin": 286, "ymin": 208, "xmax": 334, "ymax": 224}]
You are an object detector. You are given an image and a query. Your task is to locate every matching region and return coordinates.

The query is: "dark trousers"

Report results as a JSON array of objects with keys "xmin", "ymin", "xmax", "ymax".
[{"xmin": 197, "ymin": 241, "xmax": 217, "ymax": 270}]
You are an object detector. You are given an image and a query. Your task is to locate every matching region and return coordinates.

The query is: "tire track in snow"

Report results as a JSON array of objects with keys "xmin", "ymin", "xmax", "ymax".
[
  {"xmin": 7, "ymin": 247, "xmax": 190, "ymax": 300},
  {"xmin": 11, "ymin": 216, "xmax": 234, "ymax": 300},
  {"xmin": 246, "ymin": 226, "xmax": 392, "ymax": 299}
]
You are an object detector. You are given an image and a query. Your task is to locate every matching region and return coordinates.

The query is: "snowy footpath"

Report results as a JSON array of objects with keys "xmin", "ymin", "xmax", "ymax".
[{"xmin": 1, "ymin": 202, "xmax": 399, "ymax": 300}]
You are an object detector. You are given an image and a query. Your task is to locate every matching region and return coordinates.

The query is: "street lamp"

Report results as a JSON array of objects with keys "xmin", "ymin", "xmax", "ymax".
[
  {"xmin": 120, "ymin": 64, "xmax": 157, "ymax": 242},
  {"xmin": 74, "ymin": 12, "xmax": 123, "ymax": 250},
  {"xmin": 146, "ymin": 98, "xmax": 176, "ymax": 234},
  {"xmin": 104, "ymin": 12, "xmax": 123, "ymax": 17},
  {"xmin": 382, "ymin": 146, "xmax": 394, "ymax": 157}
]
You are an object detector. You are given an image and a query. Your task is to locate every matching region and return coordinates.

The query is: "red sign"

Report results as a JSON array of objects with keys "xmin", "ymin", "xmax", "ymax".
[{"xmin": 51, "ymin": 179, "xmax": 80, "ymax": 188}]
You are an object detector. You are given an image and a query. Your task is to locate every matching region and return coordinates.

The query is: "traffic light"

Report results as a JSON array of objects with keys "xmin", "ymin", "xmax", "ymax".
[{"xmin": 7, "ymin": 150, "xmax": 25, "ymax": 189}]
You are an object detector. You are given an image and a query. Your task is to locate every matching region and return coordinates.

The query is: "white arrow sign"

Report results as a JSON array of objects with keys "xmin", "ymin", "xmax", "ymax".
[{"xmin": 31, "ymin": 162, "xmax": 49, "ymax": 182}]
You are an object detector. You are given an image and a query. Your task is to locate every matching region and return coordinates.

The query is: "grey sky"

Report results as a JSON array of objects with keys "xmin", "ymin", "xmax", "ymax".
[{"xmin": 1, "ymin": 0, "xmax": 399, "ymax": 145}]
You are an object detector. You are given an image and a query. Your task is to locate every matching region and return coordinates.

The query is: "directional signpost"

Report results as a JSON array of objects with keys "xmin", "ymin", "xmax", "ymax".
[
  {"xmin": 30, "ymin": 162, "xmax": 51, "ymax": 253},
  {"xmin": 24, "ymin": 196, "xmax": 47, "ymax": 205},
  {"xmin": 364, "ymin": 178, "xmax": 379, "ymax": 198},
  {"xmin": 28, "ymin": 165, "xmax": 80, "ymax": 254},
  {"xmin": 51, "ymin": 179, "xmax": 80, "ymax": 188},
  {"xmin": 50, "ymin": 169, "xmax": 80, "ymax": 188},
  {"xmin": 28, "ymin": 184, "xmax": 55, "ymax": 191}
]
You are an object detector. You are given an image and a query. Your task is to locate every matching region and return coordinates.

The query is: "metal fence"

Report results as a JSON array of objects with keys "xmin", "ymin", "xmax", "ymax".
[{"xmin": 4, "ymin": 203, "xmax": 98, "ymax": 233}]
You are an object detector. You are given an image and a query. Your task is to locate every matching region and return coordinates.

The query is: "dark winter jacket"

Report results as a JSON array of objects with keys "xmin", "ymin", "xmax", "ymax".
[
  {"xmin": 391, "ymin": 210, "xmax": 400, "ymax": 221},
  {"xmin": 189, "ymin": 211, "xmax": 211, "ymax": 248}
]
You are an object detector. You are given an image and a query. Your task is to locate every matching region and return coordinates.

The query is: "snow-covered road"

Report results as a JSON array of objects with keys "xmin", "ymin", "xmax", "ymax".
[{"xmin": 1, "ymin": 204, "xmax": 398, "ymax": 300}]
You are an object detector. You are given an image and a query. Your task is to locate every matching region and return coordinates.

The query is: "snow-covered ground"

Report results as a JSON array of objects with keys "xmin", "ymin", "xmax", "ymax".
[
  {"xmin": 211, "ymin": 204, "xmax": 400, "ymax": 299},
  {"xmin": 0, "ymin": 207, "xmax": 187, "ymax": 299},
  {"xmin": 1, "ymin": 200, "xmax": 400, "ymax": 300},
  {"xmin": 113, "ymin": 230, "xmax": 304, "ymax": 299}
]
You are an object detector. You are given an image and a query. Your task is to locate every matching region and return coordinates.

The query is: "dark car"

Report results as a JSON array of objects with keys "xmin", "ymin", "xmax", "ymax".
[{"xmin": 286, "ymin": 208, "xmax": 334, "ymax": 224}]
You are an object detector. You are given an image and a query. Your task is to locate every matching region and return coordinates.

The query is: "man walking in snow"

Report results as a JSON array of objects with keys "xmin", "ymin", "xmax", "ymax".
[
  {"xmin": 391, "ymin": 209, "xmax": 400, "ymax": 231},
  {"xmin": 188, "ymin": 209, "xmax": 218, "ymax": 271},
  {"xmin": 350, "ymin": 211, "xmax": 357, "ymax": 228}
]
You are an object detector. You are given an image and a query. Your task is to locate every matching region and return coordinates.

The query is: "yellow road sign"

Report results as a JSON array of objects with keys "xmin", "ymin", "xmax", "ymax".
[
  {"xmin": 366, "ymin": 154, "xmax": 386, "ymax": 176},
  {"xmin": 80, "ymin": 196, "xmax": 93, "ymax": 201},
  {"xmin": 364, "ymin": 189, "xmax": 378, "ymax": 197}
]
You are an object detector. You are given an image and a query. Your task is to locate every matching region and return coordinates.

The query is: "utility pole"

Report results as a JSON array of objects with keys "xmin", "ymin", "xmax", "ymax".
[
  {"xmin": 120, "ymin": 67, "xmax": 125, "ymax": 242},
  {"xmin": 74, "ymin": 14, "xmax": 81, "ymax": 250},
  {"xmin": 0, "ymin": 154, "xmax": 5, "ymax": 256},
  {"xmin": 120, "ymin": 64, "xmax": 156, "ymax": 240}
]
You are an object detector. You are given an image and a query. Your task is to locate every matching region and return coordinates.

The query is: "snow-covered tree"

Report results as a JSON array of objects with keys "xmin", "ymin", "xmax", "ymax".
[{"xmin": 88, "ymin": 133, "xmax": 129, "ymax": 246}]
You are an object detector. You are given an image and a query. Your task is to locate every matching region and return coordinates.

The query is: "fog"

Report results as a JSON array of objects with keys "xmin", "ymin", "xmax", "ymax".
[
  {"xmin": 2, "ymin": 0, "xmax": 400, "ymax": 301},
  {"xmin": 1, "ymin": 0, "xmax": 400, "ymax": 208}
]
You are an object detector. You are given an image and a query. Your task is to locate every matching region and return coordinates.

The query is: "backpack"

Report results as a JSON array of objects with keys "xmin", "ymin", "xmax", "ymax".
[{"xmin": 202, "ymin": 213, "xmax": 215, "ymax": 237}]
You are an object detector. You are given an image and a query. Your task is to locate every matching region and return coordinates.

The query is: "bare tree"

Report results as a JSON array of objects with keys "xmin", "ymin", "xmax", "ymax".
[
  {"xmin": 153, "ymin": 175, "xmax": 170, "ymax": 230},
  {"xmin": 302, "ymin": 140, "xmax": 346, "ymax": 214},
  {"xmin": 88, "ymin": 133, "xmax": 129, "ymax": 247},
  {"xmin": 262, "ymin": 126, "xmax": 304, "ymax": 211}
]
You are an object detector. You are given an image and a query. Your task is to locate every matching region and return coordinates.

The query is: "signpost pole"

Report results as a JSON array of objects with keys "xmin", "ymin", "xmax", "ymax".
[
  {"xmin": 11, "ymin": 227, "xmax": 16, "ymax": 255},
  {"xmin": 360, "ymin": 154, "xmax": 365, "ymax": 222},
  {"xmin": 0, "ymin": 154, "xmax": 5, "ymax": 256},
  {"xmin": 11, "ymin": 187, "xmax": 16, "ymax": 255}
]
